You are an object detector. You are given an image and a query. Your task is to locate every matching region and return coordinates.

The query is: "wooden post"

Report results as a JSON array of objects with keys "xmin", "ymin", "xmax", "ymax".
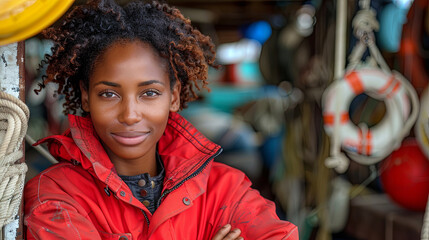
[{"xmin": 0, "ymin": 41, "xmax": 26, "ymax": 240}]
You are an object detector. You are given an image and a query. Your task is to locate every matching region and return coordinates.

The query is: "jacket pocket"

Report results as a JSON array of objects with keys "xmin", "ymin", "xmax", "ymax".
[{"xmin": 98, "ymin": 231, "xmax": 132, "ymax": 240}]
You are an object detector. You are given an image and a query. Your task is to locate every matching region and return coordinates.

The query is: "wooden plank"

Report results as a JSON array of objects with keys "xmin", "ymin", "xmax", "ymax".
[
  {"xmin": 17, "ymin": 41, "xmax": 25, "ymax": 240},
  {"xmin": 345, "ymin": 194, "xmax": 424, "ymax": 240},
  {"xmin": 0, "ymin": 41, "xmax": 26, "ymax": 240},
  {"xmin": 0, "ymin": 43, "xmax": 21, "ymax": 98}
]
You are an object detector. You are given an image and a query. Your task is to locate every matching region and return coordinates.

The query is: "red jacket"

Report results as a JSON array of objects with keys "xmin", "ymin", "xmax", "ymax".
[{"xmin": 24, "ymin": 112, "xmax": 298, "ymax": 240}]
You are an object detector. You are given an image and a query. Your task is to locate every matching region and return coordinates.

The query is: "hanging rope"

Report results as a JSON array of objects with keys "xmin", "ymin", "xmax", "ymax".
[
  {"xmin": 323, "ymin": 0, "xmax": 419, "ymax": 172},
  {"xmin": 0, "ymin": 91, "xmax": 29, "ymax": 228},
  {"xmin": 345, "ymin": 1, "xmax": 419, "ymax": 166}
]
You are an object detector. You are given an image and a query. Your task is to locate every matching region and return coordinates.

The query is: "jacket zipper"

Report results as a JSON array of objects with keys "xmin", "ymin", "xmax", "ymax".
[
  {"xmin": 156, "ymin": 148, "xmax": 222, "ymax": 208},
  {"xmin": 141, "ymin": 148, "xmax": 222, "ymax": 235},
  {"xmin": 142, "ymin": 210, "xmax": 150, "ymax": 227}
]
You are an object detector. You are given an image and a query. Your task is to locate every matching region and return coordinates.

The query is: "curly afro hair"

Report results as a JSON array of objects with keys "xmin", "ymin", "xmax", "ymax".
[{"xmin": 37, "ymin": 0, "xmax": 217, "ymax": 114}]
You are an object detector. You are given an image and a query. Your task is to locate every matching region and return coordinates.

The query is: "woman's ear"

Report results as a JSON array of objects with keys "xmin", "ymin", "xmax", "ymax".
[
  {"xmin": 80, "ymin": 81, "xmax": 90, "ymax": 112},
  {"xmin": 170, "ymin": 80, "xmax": 181, "ymax": 112}
]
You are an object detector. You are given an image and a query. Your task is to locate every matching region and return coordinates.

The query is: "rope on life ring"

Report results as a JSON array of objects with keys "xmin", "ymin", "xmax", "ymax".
[
  {"xmin": 323, "ymin": 68, "xmax": 416, "ymax": 165},
  {"xmin": 0, "ymin": 91, "xmax": 29, "ymax": 228},
  {"xmin": 322, "ymin": 0, "xmax": 419, "ymax": 173}
]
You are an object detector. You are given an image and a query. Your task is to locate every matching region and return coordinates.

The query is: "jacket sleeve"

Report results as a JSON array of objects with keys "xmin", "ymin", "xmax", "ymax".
[
  {"xmin": 209, "ymin": 163, "xmax": 299, "ymax": 240},
  {"xmin": 25, "ymin": 200, "xmax": 102, "ymax": 240},
  {"xmin": 24, "ymin": 163, "xmax": 103, "ymax": 240}
]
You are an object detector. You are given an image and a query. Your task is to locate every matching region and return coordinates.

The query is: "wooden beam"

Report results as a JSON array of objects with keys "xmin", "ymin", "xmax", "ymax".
[{"xmin": 0, "ymin": 41, "xmax": 26, "ymax": 240}]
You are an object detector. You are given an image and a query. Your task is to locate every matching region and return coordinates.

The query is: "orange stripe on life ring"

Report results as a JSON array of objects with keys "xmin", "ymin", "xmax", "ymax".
[
  {"xmin": 358, "ymin": 128, "xmax": 373, "ymax": 155},
  {"xmin": 378, "ymin": 76, "xmax": 395, "ymax": 94},
  {"xmin": 345, "ymin": 71, "xmax": 364, "ymax": 95},
  {"xmin": 366, "ymin": 130, "xmax": 372, "ymax": 155},
  {"xmin": 323, "ymin": 113, "xmax": 349, "ymax": 125}
]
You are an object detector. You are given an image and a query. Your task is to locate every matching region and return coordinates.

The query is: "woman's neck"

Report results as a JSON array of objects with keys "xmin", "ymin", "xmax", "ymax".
[{"xmin": 107, "ymin": 148, "xmax": 158, "ymax": 177}]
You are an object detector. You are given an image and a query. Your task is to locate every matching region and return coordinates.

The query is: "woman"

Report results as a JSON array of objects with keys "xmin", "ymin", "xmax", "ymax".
[{"xmin": 24, "ymin": 0, "xmax": 298, "ymax": 239}]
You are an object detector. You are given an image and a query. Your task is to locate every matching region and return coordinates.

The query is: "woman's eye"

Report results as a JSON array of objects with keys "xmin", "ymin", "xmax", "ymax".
[
  {"xmin": 143, "ymin": 90, "xmax": 160, "ymax": 97},
  {"xmin": 100, "ymin": 91, "xmax": 117, "ymax": 98}
]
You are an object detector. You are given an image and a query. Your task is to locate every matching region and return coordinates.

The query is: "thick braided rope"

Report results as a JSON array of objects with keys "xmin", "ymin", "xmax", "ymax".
[{"xmin": 0, "ymin": 91, "xmax": 29, "ymax": 228}]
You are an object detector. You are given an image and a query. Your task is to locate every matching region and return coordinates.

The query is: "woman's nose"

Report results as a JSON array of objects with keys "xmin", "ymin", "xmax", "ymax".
[{"xmin": 118, "ymin": 98, "xmax": 142, "ymax": 126}]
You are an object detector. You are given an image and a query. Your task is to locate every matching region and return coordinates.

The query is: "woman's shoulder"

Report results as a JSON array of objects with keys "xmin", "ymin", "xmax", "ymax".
[
  {"xmin": 26, "ymin": 161, "xmax": 88, "ymax": 187},
  {"xmin": 211, "ymin": 161, "xmax": 246, "ymax": 175},
  {"xmin": 24, "ymin": 161, "xmax": 95, "ymax": 207},
  {"xmin": 208, "ymin": 162, "xmax": 251, "ymax": 189}
]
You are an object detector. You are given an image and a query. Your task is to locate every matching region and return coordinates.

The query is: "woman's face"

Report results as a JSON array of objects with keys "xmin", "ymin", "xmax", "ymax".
[{"xmin": 81, "ymin": 40, "xmax": 180, "ymax": 167}]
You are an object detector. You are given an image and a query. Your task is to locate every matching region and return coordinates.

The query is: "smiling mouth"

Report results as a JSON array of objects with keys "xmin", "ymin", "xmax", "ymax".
[{"xmin": 111, "ymin": 132, "xmax": 149, "ymax": 146}]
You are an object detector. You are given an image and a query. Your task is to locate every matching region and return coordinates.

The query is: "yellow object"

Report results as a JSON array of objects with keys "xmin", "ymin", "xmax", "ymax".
[{"xmin": 0, "ymin": 0, "xmax": 74, "ymax": 45}]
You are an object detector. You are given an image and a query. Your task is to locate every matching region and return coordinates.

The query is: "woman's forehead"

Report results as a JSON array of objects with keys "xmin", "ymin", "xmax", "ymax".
[{"xmin": 89, "ymin": 40, "xmax": 170, "ymax": 86}]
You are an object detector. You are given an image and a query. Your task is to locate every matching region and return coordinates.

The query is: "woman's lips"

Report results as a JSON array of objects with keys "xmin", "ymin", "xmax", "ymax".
[{"xmin": 111, "ymin": 132, "xmax": 149, "ymax": 146}]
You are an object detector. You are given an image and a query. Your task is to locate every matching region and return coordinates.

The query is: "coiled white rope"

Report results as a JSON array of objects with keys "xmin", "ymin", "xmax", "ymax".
[{"xmin": 0, "ymin": 91, "xmax": 29, "ymax": 228}]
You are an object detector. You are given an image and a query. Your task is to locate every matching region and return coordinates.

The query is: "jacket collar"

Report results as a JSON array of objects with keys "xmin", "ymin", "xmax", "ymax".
[{"xmin": 35, "ymin": 112, "xmax": 221, "ymax": 194}]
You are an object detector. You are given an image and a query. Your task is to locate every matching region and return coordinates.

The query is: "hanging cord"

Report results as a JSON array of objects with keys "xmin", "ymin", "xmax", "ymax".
[
  {"xmin": 325, "ymin": 0, "xmax": 349, "ymax": 174},
  {"xmin": 0, "ymin": 91, "xmax": 29, "ymax": 228}
]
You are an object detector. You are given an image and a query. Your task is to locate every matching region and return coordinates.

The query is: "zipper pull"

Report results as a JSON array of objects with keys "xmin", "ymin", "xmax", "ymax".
[{"xmin": 104, "ymin": 185, "xmax": 111, "ymax": 197}]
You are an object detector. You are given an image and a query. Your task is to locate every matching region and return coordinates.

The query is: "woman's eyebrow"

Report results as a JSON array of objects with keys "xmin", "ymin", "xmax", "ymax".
[
  {"xmin": 94, "ymin": 81, "xmax": 120, "ymax": 87},
  {"xmin": 138, "ymin": 80, "xmax": 165, "ymax": 86},
  {"xmin": 94, "ymin": 80, "xmax": 165, "ymax": 87}
]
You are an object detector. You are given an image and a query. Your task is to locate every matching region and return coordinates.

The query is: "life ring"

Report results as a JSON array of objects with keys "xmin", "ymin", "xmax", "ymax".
[
  {"xmin": 0, "ymin": 0, "xmax": 74, "ymax": 45},
  {"xmin": 322, "ymin": 68, "xmax": 411, "ymax": 163},
  {"xmin": 415, "ymin": 85, "xmax": 429, "ymax": 160}
]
